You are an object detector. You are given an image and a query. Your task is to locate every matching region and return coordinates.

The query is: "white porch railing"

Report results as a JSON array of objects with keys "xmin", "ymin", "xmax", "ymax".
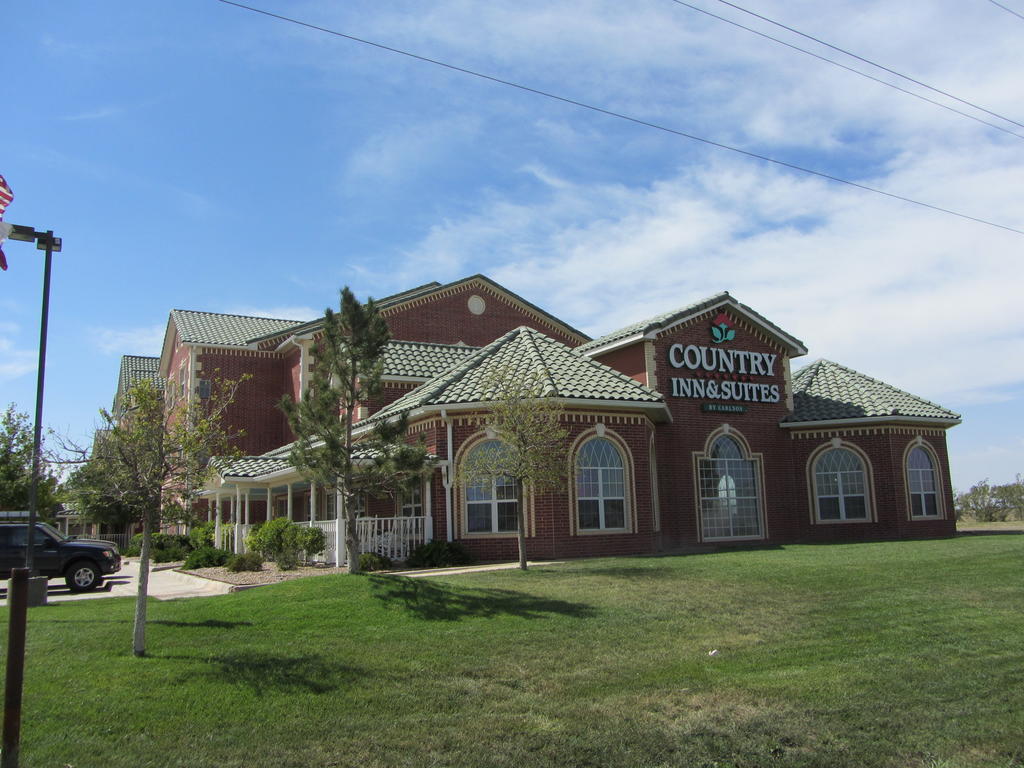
[
  {"xmin": 217, "ymin": 517, "xmax": 428, "ymax": 565},
  {"xmin": 356, "ymin": 516, "xmax": 427, "ymax": 562}
]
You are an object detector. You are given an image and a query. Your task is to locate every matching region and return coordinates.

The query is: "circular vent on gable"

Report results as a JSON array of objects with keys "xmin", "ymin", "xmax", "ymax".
[{"xmin": 468, "ymin": 295, "xmax": 486, "ymax": 315}]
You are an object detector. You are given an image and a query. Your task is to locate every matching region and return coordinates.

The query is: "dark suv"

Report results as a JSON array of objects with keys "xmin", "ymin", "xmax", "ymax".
[{"xmin": 0, "ymin": 522, "xmax": 122, "ymax": 592}]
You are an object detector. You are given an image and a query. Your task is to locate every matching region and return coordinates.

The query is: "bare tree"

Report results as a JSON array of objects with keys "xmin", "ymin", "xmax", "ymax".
[
  {"xmin": 67, "ymin": 376, "xmax": 244, "ymax": 656},
  {"xmin": 458, "ymin": 367, "xmax": 568, "ymax": 570}
]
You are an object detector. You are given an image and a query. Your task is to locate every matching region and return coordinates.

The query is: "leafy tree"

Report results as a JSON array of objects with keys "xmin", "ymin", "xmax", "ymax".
[
  {"xmin": 457, "ymin": 367, "xmax": 569, "ymax": 570},
  {"xmin": 66, "ymin": 376, "xmax": 243, "ymax": 656},
  {"xmin": 0, "ymin": 404, "xmax": 59, "ymax": 515},
  {"xmin": 280, "ymin": 287, "xmax": 432, "ymax": 574},
  {"xmin": 62, "ymin": 454, "xmax": 136, "ymax": 530},
  {"xmin": 993, "ymin": 475, "xmax": 1024, "ymax": 520}
]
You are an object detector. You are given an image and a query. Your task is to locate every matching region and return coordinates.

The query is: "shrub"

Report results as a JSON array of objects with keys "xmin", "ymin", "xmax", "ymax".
[
  {"xmin": 406, "ymin": 541, "xmax": 475, "ymax": 569},
  {"xmin": 152, "ymin": 546, "xmax": 187, "ymax": 563},
  {"xmin": 246, "ymin": 518, "xmax": 326, "ymax": 570},
  {"xmin": 359, "ymin": 552, "xmax": 393, "ymax": 572},
  {"xmin": 129, "ymin": 532, "xmax": 192, "ymax": 559},
  {"xmin": 183, "ymin": 546, "xmax": 230, "ymax": 570},
  {"xmin": 226, "ymin": 552, "xmax": 264, "ymax": 572},
  {"xmin": 189, "ymin": 521, "xmax": 216, "ymax": 550}
]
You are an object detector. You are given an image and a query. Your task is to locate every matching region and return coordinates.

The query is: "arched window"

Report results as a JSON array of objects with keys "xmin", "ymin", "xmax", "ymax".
[
  {"xmin": 908, "ymin": 446, "xmax": 939, "ymax": 517},
  {"xmin": 814, "ymin": 448, "xmax": 868, "ymax": 521},
  {"xmin": 464, "ymin": 441, "xmax": 519, "ymax": 533},
  {"xmin": 698, "ymin": 435, "xmax": 761, "ymax": 539},
  {"xmin": 576, "ymin": 438, "xmax": 626, "ymax": 530}
]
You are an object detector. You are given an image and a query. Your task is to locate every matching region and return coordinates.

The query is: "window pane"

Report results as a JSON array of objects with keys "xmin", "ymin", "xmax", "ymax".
[
  {"xmin": 604, "ymin": 500, "xmax": 625, "ymax": 529},
  {"xmin": 922, "ymin": 494, "xmax": 938, "ymax": 516},
  {"xmin": 497, "ymin": 501, "xmax": 518, "ymax": 532},
  {"xmin": 467, "ymin": 504, "xmax": 492, "ymax": 532},
  {"xmin": 819, "ymin": 497, "xmax": 841, "ymax": 520},
  {"xmin": 578, "ymin": 499, "xmax": 600, "ymax": 529},
  {"xmin": 495, "ymin": 477, "xmax": 518, "ymax": 501},
  {"xmin": 843, "ymin": 495, "xmax": 867, "ymax": 519}
]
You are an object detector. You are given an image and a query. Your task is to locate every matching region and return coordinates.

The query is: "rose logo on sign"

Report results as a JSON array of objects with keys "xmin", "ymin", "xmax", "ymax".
[{"xmin": 710, "ymin": 313, "xmax": 735, "ymax": 344}]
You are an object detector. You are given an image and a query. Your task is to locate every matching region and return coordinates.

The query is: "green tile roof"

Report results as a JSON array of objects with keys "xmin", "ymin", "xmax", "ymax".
[
  {"xmin": 211, "ymin": 443, "xmax": 435, "ymax": 481},
  {"xmin": 577, "ymin": 292, "xmax": 806, "ymax": 356},
  {"xmin": 171, "ymin": 309, "xmax": 305, "ymax": 347},
  {"xmin": 364, "ymin": 326, "xmax": 665, "ymax": 427},
  {"xmin": 114, "ymin": 355, "xmax": 164, "ymax": 412},
  {"xmin": 211, "ymin": 455, "xmax": 292, "ymax": 479},
  {"xmin": 788, "ymin": 359, "xmax": 960, "ymax": 424},
  {"xmin": 383, "ymin": 341, "xmax": 480, "ymax": 378},
  {"xmin": 117, "ymin": 355, "xmax": 164, "ymax": 394}
]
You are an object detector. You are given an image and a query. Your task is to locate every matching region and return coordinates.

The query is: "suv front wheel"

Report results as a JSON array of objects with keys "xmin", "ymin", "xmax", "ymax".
[{"xmin": 66, "ymin": 561, "xmax": 101, "ymax": 592}]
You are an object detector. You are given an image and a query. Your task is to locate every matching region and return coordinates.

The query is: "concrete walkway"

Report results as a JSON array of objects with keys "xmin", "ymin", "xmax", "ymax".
[{"xmin": 1, "ymin": 559, "xmax": 232, "ymax": 605}]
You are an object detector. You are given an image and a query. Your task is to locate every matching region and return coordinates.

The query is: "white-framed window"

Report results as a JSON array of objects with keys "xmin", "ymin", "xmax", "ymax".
[
  {"xmin": 814, "ymin": 448, "xmax": 869, "ymax": 521},
  {"xmin": 699, "ymin": 435, "xmax": 762, "ymax": 539},
  {"xmin": 575, "ymin": 438, "xmax": 626, "ymax": 530},
  {"xmin": 464, "ymin": 440, "xmax": 519, "ymax": 534},
  {"xmin": 399, "ymin": 485, "xmax": 423, "ymax": 516},
  {"xmin": 908, "ymin": 446, "xmax": 939, "ymax": 518}
]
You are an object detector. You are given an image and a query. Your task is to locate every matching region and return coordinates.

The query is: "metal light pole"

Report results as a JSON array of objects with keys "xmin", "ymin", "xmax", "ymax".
[{"xmin": 2, "ymin": 223, "xmax": 62, "ymax": 768}]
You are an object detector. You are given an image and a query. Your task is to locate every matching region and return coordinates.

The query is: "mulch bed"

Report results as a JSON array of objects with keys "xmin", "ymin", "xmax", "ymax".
[{"xmin": 180, "ymin": 563, "xmax": 349, "ymax": 586}]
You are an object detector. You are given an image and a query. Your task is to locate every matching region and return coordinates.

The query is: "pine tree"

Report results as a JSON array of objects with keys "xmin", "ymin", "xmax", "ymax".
[{"xmin": 280, "ymin": 287, "xmax": 431, "ymax": 574}]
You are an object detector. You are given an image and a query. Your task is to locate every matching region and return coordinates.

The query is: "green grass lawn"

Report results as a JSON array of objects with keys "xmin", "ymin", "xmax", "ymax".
[{"xmin": 7, "ymin": 535, "xmax": 1024, "ymax": 768}]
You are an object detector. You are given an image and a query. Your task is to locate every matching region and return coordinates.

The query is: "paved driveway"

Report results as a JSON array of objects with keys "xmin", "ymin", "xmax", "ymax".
[{"xmin": 1, "ymin": 560, "xmax": 232, "ymax": 605}]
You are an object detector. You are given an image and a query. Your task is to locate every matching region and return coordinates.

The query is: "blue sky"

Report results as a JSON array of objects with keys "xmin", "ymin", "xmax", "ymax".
[{"xmin": 4, "ymin": 0, "xmax": 1023, "ymax": 491}]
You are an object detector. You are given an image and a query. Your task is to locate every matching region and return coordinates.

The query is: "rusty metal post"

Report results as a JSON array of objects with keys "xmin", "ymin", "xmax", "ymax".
[{"xmin": 2, "ymin": 568, "xmax": 30, "ymax": 768}]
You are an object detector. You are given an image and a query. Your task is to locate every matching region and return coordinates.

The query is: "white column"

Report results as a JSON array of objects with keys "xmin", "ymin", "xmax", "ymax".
[
  {"xmin": 334, "ymin": 487, "xmax": 343, "ymax": 566},
  {"xmin": 244, "ymin": 490, "xmax": 251, "ymax": 525},
  {"xmin": 234, "ymin": 486, "xmax": 242, "ymax": 553},
  {"xmin": 214, "ymin": 495, "xmax": 221, "ymax": 548},
  {"xmin": 207, "ymin": 502, "xmax": 212, "ymax": 523},
  {"xmin": 310, "ymin": 481, "xmax": 317, "ymax": 523},
  {"xmin": 286, "ymin": 483, "xmax": 293, "ymax": 521},
  {"xmin": 425, "ymin": 478, "xmax": 434, "ymax": 543}
]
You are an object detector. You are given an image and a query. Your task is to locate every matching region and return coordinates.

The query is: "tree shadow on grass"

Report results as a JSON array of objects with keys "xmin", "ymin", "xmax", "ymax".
[
  {"xmin": 162, "ymin": 650, "xmax": 360, "ymax": 694},
  {"xmin": 368, "ymin": 575, "xmax": 595, "ymax": 621},
  {"xmin": 151, "ymin": 618, "xmax": 253, "ymax": 629}
]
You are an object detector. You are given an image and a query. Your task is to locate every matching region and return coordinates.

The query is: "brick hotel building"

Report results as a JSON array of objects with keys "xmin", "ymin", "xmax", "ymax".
[{"xmin": 113, "ymin": 275, "xmax": 960, "ymax": 561}]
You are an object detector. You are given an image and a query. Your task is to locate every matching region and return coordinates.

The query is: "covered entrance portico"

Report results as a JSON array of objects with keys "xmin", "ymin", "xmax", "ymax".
[{"xmin": 202, "ymin": 454, "xmax": 434, "ymax": 565}]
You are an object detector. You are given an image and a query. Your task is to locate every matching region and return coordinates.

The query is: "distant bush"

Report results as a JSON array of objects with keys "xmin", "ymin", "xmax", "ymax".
[
  {"xmin": 183, "ymin": 546, "xmax": 230, "ymax": 570},
  {"xmin": 406, "ymin": 541, "xmax": 474, "ymax": 569},
  {"xmin": 226, "ymin": 552, "xmax": 264, "ymax": 572},
  {"xmin": 358, "ymin": 552, "xmax": 393, "ymax": 572},
  {"xmin": 246, "ymin": 518, "xmax": 326, "ymax": 570}
]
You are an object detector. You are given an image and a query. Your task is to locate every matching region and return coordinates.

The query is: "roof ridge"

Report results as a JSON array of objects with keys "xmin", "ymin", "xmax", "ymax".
[
  {"xmin": 521, "ymin": 326, "xmax": 559, "ymax": 397},
  {"xmin": 388, "ymin": 339, "xmax": 482, "ymax": 350},
  {"xmin": 172, "ymin": 308, "xmax": 306, "ymax": 324}
]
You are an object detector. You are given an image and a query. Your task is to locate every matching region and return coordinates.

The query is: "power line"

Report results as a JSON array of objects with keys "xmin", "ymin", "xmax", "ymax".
[
  {"xmin": 213, "ymin": 0, "xmax": 1024, "ymax": 237},
  {"xmin": 987, "ymin": 0, "xmax": 1024, "ymax": 22},
  {"xmin": 708, "ymin": 0, "xmax": 1024, "ymax": 131},
  {"xmin": 666, "ymin": 0, "xmax": 1024, "ymax": 141}
]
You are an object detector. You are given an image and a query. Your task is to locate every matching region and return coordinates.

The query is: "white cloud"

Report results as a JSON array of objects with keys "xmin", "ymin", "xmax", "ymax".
[
  {"xmin": 61, "ymin": 106, "xmax": 123, "ymax": 121},
  {"xmin": 91, "ymin": 325, "xmax": 167, "ymax": 356},
  {"xmin": 0, "ymin": 338, "xmax": 36, "ymax": 381}
]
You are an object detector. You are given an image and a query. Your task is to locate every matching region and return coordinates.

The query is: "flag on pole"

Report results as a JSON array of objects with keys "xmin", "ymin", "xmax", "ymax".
[{"xmin": 0, "ymin": 174, "xmax": 12, "ymax": 271}]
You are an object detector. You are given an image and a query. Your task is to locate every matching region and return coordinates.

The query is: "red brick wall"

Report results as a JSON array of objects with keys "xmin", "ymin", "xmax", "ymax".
[
  {"xmin": 382, "ymin": 282, "xmax": 584, "ymax": 347},
  {"xmin": 196, "ymin": 349, "xmax": 293, "ymax": 455},
  {"xmin": 595, "ymin": 344, "xmax": 648, "ymax": 386}
]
